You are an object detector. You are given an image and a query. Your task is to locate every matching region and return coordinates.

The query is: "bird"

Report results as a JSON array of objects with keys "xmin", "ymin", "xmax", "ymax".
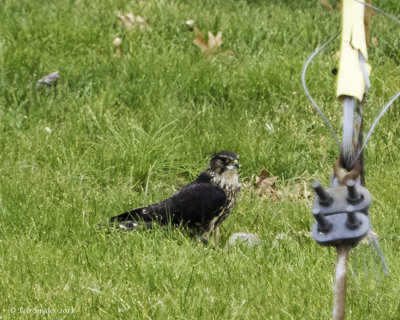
[{"xmin": 109, "ymin": 151, "xmax": 241, "ymax": 242}]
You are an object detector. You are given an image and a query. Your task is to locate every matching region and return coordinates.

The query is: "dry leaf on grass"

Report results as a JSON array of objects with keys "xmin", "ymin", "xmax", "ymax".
[
  {"xmin": 371, "ymin": 36, "xmax": 379, "ymax": 47},
  {"xmin": 254, "ymin": 168, "xmax": 282, "ymax": 200},
  {"xmin": 321, "ymin": 0, "xmax": 333, "ymax": 10},
  {"xmin": 117, "ymin": 12, "xmax": 150, "ymax": 31},
  {"xmin": 360, "ymin": 229, "xmax": 379, "ymax": 245},
  {"xmin": 281, "ymin": 181, "xmax": 312, "ymax": 201},
  {"xmin": 321, "ymin": 0, "xmax": 342, "ymax": 10},
  {"xmin": 252, "ymin": 170, "xmax": 312, "ymax": 202},
  {"xmin": 193, "ymin": 27, "xmax": 223, "ymax": 56}
]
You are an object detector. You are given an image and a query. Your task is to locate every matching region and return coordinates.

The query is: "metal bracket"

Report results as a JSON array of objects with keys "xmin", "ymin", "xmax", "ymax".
[{"xmin": 311, "ymin": 180, "xmax": 371, "ymax": 247}]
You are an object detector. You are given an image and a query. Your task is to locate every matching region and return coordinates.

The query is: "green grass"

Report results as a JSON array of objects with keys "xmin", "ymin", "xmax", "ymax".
[{"xmin": 1, "ymin": 0, "xmax": 400, "ymax": 319}]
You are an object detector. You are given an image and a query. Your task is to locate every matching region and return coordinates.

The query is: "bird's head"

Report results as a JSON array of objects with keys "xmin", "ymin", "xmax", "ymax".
[{"xmin": 208, "ymin": 151, "xmax": 240, "ymax": 175}]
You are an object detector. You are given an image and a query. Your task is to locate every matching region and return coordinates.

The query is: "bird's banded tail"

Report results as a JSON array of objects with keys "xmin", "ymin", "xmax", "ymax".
[{"xmin": 108, "ymin": 207, "xmax": 154, "ymax": 230}]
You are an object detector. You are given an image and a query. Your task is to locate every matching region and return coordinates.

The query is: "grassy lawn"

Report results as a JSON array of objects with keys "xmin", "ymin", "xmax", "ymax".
[{"xmin": 1, "ymin": 0, "xmax": 400, "ymax": 319}]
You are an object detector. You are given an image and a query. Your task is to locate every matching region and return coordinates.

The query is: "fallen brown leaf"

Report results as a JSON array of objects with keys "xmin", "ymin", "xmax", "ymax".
[
  {"xmin": 254, "ymin": 168, "xmax": 282, "ymax": 200},
  {"xmin": 321, "ymin": 0, "xmax": 333, "ymax": 10},
  {"xmin": 117, "ymin": 12, "xmax": 150, "ymax": 31},
  {"xmin": 360, "ymin": 229, "xmax": 379, "ymax": 245},
  {"xmin": 193, "ymin": 27, "xmax": 223, "ymax": 56},
  {"xmin": 371, "ymin": 36, "xmax": 379, "ymax": 47},
  {"xmin": 281, "ymin": 181, "xmax": 312, "ymax": 201}
]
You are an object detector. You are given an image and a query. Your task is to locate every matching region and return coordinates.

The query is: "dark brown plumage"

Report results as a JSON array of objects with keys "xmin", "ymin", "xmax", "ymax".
[{"xmin": 109, "ymin": 151, "xmax": 241, "ymax": 242}]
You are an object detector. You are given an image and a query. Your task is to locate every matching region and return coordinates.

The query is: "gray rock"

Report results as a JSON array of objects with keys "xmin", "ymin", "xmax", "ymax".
[
  {"xmin": 37, "ymin": 71, "xmax": 59, "ymax": 88},
  {"xmin": 226, "ymin": 232, "xmax": 261, "ymax": 248}
]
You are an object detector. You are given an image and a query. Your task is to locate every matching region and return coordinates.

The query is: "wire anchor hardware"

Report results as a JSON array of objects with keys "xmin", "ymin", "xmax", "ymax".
[{"xmin": 311, "ymin": 180, "xmax": 371, "ymax": 247}]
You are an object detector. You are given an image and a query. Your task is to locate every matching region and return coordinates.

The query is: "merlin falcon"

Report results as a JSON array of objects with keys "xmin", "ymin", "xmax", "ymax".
[{"xmin": 110, "ymin": 151, "xmax": 241, "ymax": 241}]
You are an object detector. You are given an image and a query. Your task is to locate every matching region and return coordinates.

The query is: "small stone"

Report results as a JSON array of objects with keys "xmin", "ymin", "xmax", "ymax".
[
  {"xmin": 226, "ymin": 233, "xmax": 261, "ymax": 248},
  {"xmin": 37, "ymin": 71, "xmax": 59, "ymax": 88}
]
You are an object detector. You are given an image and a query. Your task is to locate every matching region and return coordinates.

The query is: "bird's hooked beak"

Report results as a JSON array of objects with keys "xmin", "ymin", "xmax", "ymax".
[{"xmin": 226, "ymin": 159, "xmax": 240, "ymax": 170}]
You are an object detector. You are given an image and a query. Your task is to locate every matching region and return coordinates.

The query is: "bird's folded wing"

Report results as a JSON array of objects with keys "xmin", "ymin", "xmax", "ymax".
[{"xmin": 152, "ymin": 182, "xmax": 227, "ymax": 224}]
